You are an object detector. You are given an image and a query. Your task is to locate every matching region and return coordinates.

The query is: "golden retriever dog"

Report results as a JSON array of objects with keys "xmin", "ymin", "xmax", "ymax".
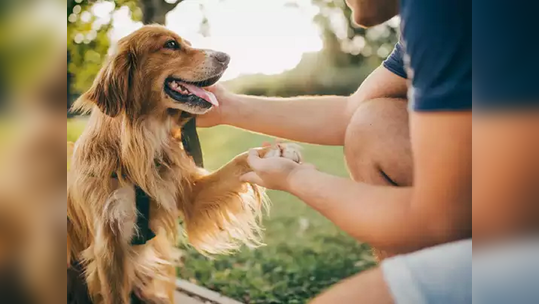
[{"xmin": 67, "ymin": 25, "xmax": 301, "ymax": 304}]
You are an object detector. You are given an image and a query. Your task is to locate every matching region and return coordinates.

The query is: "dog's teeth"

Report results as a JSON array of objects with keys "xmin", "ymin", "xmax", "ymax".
[
  {"xmin": 168, "ymin": 81, "xmax": 191, "ymax": 95},
  {"xmin": 179, "ymin": 85, "xmax": 190, "ymax": 95}
]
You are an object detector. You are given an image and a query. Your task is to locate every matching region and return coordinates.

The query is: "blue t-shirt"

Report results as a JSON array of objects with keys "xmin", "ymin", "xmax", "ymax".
[
  {"xmin": 383, "ymin": 41, "xmax": 408, "ymax": 80},
  {"xmin": 473, "ymin": 0, "xmax": 539, "ymax": 108},
  {"xmin": 399, "ymin": 0, "xmax": 471, "ymax": 112}
]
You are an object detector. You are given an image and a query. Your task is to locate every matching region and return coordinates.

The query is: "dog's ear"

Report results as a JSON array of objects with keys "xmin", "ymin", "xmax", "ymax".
[{"xmin": 84, "ymin": 49, "xmax": 135, "ymax": 117}]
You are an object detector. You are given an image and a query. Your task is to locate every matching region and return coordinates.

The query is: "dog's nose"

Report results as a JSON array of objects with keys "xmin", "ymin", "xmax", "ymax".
[{"xmin": 212, "ymin": 52, "xmax": 230, "ymax": 65}]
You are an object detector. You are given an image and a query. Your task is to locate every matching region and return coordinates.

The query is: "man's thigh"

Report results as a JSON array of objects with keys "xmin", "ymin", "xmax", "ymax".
[
  {"xmin": 344, "ymin": 98, "xmax": 413, "ymax": 186},
  {"xmin": 311, "ymin": 240, "xmax": 472, "ymax": 304}
]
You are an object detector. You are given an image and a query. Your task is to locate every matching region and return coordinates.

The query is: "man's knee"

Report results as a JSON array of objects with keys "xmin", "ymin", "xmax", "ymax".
[{"xmin": 344, "ymin": 98, "xmax": 413, "ymax": 186}]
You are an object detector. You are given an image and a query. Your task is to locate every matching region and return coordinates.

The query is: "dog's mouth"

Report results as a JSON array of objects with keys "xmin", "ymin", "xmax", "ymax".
[{"xmin": 164, "ymin": 75, "xmax": 221, "ymax": 113}]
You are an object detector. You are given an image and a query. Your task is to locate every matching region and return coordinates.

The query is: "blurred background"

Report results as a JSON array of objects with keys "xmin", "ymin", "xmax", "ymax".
[
  {"xmin": 5, "ymin": 0, "xmax": 398, "ymax": 303},
  {"xmin": 1, "ymin": 1, "xmax": 65, "ymax": 303},
  {"xmin": 67, "ymin": 0, "xmax": 399, "ymax": 99}
]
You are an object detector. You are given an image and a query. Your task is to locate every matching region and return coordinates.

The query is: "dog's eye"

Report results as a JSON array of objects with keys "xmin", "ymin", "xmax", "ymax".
[{"xmin": 164, "ymin": 40, "xmax": 180, "ymax": 50}]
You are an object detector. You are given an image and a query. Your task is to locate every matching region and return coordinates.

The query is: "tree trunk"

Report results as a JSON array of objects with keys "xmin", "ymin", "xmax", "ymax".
[{"xmin": 139, "ymin": 0, "xmax": 184, "ymax": 25}]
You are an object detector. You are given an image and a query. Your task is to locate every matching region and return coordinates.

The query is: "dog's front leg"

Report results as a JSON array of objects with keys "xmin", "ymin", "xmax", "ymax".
[
  {"xmin": 91, "ymin": 186, "xmax": 137, "ymax": 304},
  {"xmin": 182, "ymin": 144, "xmax": 302, "ymax": 254}
]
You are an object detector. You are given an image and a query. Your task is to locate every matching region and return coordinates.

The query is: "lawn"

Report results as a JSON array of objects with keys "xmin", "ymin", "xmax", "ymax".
[{"xmin": 67, "ymin": 119, "xmax": 375, "ymax": 304}]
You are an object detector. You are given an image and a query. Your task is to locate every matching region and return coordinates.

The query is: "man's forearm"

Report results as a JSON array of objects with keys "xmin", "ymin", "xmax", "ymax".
[
  {"xmin": 286, "ymin": 167, "xmax": 458, "ymax": 254},
  {"xmin": 222, "ymin": 95, "xmax": 350, "ymax": 145},
  {"xmin": 217, "ymin": 66, "xmax": 408, "ymax": 145}
]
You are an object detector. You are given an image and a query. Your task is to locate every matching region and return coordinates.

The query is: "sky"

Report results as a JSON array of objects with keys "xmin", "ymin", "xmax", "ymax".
[{"xmin": 93, "ymin": 0, "xmax": 324, "ymax": 81}]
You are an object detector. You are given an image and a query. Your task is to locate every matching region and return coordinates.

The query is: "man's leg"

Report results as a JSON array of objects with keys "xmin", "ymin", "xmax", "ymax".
[
  {"xmin": 309, "ymin": 268, "xmax": 394, "ymax": 304},
  {"xmin": 344, "ymin": 98, "xmax": 412, "ymax": 187},
  {"xmin": 310, "ymin": 240, "xmax": 472, "ymax": 304},
  {"xmin": 344, "ymin": 98, "xmax": 413, "ymax": 259}
]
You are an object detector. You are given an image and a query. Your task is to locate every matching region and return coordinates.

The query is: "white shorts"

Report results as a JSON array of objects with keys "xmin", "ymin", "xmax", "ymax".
[
  {"xmin": 381, "ymin": 239, "xmax": 472, "ymax": 304},
  {"xmin": 382, "ymin": 238, "xmax": 539, "ymax": 304}
]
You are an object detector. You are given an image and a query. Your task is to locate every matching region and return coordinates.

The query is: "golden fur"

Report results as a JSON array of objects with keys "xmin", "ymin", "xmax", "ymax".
[{"xmin": 67, "ymin": 25, "xmax": 300, "ymax": 304}]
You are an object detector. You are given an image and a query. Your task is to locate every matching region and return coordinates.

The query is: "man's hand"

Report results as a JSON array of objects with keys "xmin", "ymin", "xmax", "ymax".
[
  {"xmin": 197, "ymin": 84, "xmax": 236, "ymax": 128},
  {"xmin": 241, "ymin": 149, "xmax": 316, "ymax": 191}
]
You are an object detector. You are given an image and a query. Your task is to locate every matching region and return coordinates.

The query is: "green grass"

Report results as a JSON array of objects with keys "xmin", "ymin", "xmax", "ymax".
[
  {"xmin": 67, "ymin": 119, "xmax": 375, "ymax": 303},
  {"xmin": 67, "ymin": 118, "xmax": 87, "ymax": 143}
]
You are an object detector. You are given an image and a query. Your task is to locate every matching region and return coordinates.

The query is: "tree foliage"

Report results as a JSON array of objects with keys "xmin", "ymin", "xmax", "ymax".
[
  {"xmin": 312, "ymin": 0, "xmax": 398, "ymax": 66},
  {"xmin": 1, "ymin": 1, "xmax": 64, "ymax": 102},
  {"xmin": 225, "ymin": 1, "xmax": 399, "ymax": 97},
  {"xmin": 67, "ymin": 0, "xmax": 184, "ymax": 94},
  {"xmin": 68, "ymin": 0, "xmax": 398, "ymax": 97}
]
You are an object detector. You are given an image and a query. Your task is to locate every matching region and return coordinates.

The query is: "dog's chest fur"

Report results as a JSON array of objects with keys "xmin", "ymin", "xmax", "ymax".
[{"xmin": 68, "ymin": 112, "xmax": 200, "ymax": 301}]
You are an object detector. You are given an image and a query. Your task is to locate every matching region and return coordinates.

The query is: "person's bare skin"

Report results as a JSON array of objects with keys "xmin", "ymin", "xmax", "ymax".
[
  {"xmin": 473, "ymin": 113, "xmax": 539, "ymax": 242},
  {"xmin": 345, "ymin": 97, "xmax": 412, "ymax": 186},
  {"xmin": 309, "ymin": 111, "xmax": 539, "ymax": 304},
  {"xmin": 201, "ymin": 66, "xmax": 412, "ymax": 187},
  {"xmin": 201, "ymin": 65, "xmax": 413, "ymax": 266},
  {"xmin": 345, "ymin": 0, "xmax": 400, "ymax": 28},
  {"xmin": 309, "ymin": 267, "xmax": 393, "ymax": 304},
  {"xmin": 241, "ymin": 112, "xmax": 471, "ymax": 252},
  {"xmin": 199, "ymin": 0, "xmax": 474, "ymax": 302}
]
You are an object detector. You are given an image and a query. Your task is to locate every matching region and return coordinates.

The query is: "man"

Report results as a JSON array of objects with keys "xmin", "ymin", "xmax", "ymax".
[
  {"xmin": 201, "ymin": 46, "xmax": 411, "ymax": 188},
  {"xmin": 201, "ymin": 0, "xmax": 473, "ymax": 303},
  {"xmin": 200, "ymin": 15, "xmax": 415, "ymax": 261},
  {"xmin": 308, "ymin": 0, "xmax": 539, "ymax": 302},
  {"xmin": 201, "ymin": 46, "xmax": 413, "ymax": 261},
  {"xmin": 200, "ymin": 0, "xmax": 470, "ymax": 254},
  {"xmin": 471, "ymin": 0, "xmax": 539, "ymax": 303}
]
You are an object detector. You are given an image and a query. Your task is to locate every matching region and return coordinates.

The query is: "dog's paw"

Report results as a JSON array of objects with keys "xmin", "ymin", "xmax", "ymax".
[{"xmin": 262, "ymin": 143, "xmax": 302, "ymax": 163}]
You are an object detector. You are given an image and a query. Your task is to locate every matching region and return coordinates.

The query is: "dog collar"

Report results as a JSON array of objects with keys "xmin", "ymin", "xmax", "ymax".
[
  {"xmin": 181, "ymin": 115, "xmax": 204, "ymax": 167},
  {"xmin": 131, "ymin": 185, "xmax": 155, "ymax": 245},
  {"xmin": 109, "ymin": 172, "xmax": 155, "ymax": 246}
]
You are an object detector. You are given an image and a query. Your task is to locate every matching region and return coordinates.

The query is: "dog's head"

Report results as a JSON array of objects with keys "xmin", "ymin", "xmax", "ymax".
[{"xmin": 81, "ymin": 25, "xmax": 229, "ymax": 118}]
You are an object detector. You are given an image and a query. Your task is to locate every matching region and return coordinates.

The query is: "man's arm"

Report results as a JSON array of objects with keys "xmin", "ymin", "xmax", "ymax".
[
  {"xmin": 473, "ymin": 113, "xmax": 539, "ymax": 243},
  {"xmin": 201, "ymin": 66, "xmax": 407, "ymax": 145},
  {"xmin": 244, "ymin": 112, "xmax": 471, "ymax": 254}
]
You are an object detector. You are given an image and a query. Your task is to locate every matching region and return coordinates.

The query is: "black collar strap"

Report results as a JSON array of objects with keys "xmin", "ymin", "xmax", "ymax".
[
  {"xmin": 181, "ymin": 116, "xmax": 204, "ymax": 167},
  {"xmin": 110, "ymin": 172, "xmax": 155, "ymax": 246},
  {"xmin": 131, "ymin": 185, "xmax": 156, "ymax": 245},
  {"xmin": 113, "ymin": 116, "xmax": 204, "ymax": 246}
]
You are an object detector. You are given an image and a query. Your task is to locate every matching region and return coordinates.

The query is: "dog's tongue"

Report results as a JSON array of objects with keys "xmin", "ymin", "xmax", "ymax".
[{"xmin": 181, "ymin": 82, "xmax": 219, "ymax": 107}]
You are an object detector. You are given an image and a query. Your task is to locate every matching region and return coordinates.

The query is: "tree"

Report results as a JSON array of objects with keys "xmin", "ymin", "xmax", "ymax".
[
  {"xmin": 223, "ymin": 0, "xmax": 399, "ymax": 97},
  {"xmin": 312, "ymin": 0, "xmax": 398, "ymax": 67},
  {"xmin": 67, "ymin": 0, "xmax": 185, "ymax": 95},
  {"xmin": 68, "ymin": 0, "xmax": 398, "ymax": 97},
  {"xmin": 138, "ymin": 0, "xmax": 184, "ymax": 24}
]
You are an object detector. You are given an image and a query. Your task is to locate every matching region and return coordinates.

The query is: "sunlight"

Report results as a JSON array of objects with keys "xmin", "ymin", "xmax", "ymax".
[{"xmin": 99, "ymin": 0, "xmax": 323, "ymax": 81}]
